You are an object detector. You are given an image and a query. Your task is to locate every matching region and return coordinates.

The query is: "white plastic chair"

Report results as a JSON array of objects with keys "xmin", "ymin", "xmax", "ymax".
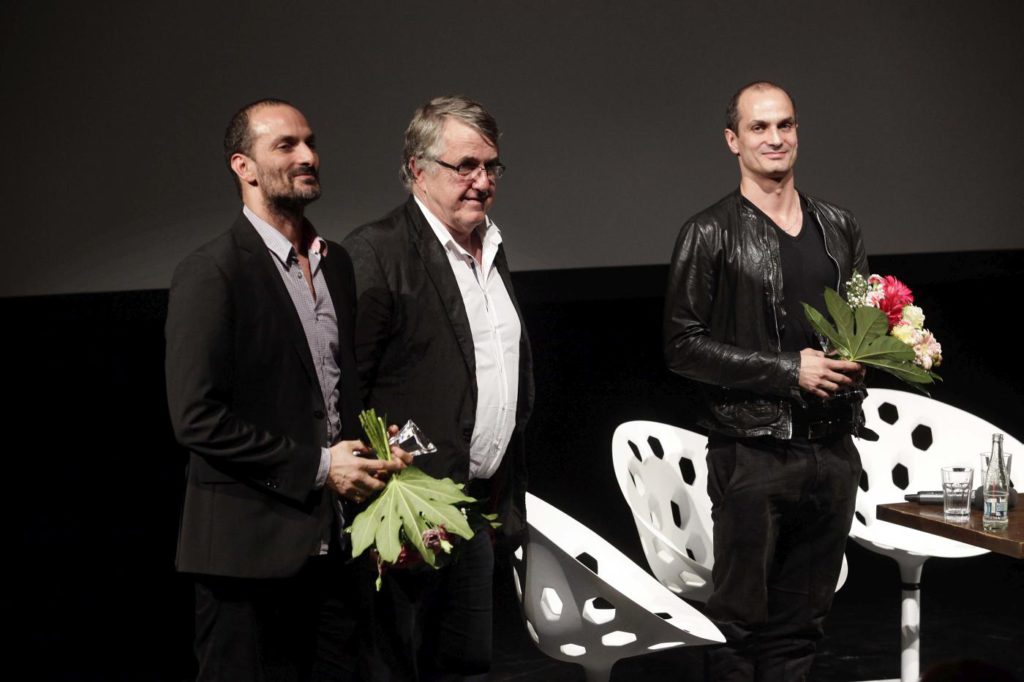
[
  {"xmin": 512, "ymin": 493, "xmax": 724, "ymax": 682},
  {"xmin": 611, "ymin": 421, "xmax": 716, "ymax": 602},
  {"xmin": 611, "ymin": 421, "xmax": 848, "ymax": 604},
  {"xmin": 850, "ymin": 388, "xmax": 1021, "ymax": 682}
]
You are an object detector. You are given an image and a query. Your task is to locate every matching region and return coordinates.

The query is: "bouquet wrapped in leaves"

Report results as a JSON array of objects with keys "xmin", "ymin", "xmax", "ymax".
[
  {"xmin": 349, "ymin": 410, "xmax": 497, "ymax": 589},
  {"xmin": 803, "ymin": 273, "xmax": 942, "ymax": 393}
]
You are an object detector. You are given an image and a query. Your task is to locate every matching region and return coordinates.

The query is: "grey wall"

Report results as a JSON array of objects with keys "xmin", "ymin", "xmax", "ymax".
[{"xmin": 2, "ymin": 0, "xmax": 1021, "ymax": 296}]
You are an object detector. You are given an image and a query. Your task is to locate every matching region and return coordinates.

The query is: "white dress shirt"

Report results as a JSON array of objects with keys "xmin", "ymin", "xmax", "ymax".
[{"xmin": 414, "ymin": 197, "xmax": 521, "ymax": 480}]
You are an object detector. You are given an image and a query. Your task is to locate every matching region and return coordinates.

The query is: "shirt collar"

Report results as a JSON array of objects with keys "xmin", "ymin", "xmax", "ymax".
[
  {"xmin": 243, "ymin": 204, "xmax": 327, "ymax": 271},
  {"xmin": 413, "ymin": 195, "xmax": 502, "ymax": 265}
]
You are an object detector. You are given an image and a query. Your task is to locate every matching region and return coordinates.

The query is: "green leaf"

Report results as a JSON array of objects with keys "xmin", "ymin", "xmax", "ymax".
[
  {"xmin": 802, "ymin": 302, "xmax": 848, "ymax": 356},
  {"xmin": 868, "ymin": 360, "xmax": 935, "ymax": 384},
  {"xmin": 374, "ymin": 488, "xmax": 404, "ymax": 563},
  {"xmin": 394, "ymin": 467, "xmax": 478, "ymax": 506},
  {"xmin": 853, "ymin": 334, "xmax": 915, "ymax": 363},
  {"xmin": 823, "ymin": 288, "xmax": 855, "ymax": 344},
  {"xmin": 849, "ymin": 306, "xmax": 889, "ymax": 358},
  {"xmin": 347, "ymin": 465, "xmax": 480, "ymax": 568},
  {"xmin": 350, "ymin": 493, "xmax": 387, "ymax": 558}
]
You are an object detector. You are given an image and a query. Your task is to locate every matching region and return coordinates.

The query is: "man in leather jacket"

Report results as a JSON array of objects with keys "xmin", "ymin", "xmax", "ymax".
[{"xmin": 664, "ymin": 81, "xmax": 868, "ymax": 681}]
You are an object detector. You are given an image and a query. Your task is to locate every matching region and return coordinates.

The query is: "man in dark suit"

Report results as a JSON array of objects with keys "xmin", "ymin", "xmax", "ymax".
[
  {"xmin": 166, "ymin": 99, "xmax": 407, "ymax": 681},
  {"xmin": 343, "ymin": 95, "xmax": 534, "ymax": 680}
]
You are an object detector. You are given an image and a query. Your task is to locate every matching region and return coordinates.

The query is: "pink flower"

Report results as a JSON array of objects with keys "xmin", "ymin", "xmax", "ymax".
[
  {"xmin": 913, "ymin": 331, "xmax": 942, "ymax": 370},
  {"xmin": 422, "ymin": 526, "xmax": 453, "ymax": 555},
  {"xmin": 878, "ymin": 276, "xmax": 914, "ymax": 328}
]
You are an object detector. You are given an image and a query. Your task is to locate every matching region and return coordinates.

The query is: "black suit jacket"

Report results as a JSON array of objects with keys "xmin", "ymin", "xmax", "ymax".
[
  {"xmin": 166, "ymin": 213, "xmax": 361, "ymax": 578},
  {"xmin": 343, "ymin": 198, "xmax": 534, "ymax": 545}
]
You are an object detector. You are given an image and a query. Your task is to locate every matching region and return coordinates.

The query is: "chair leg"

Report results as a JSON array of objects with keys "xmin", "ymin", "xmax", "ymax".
[
  {"xmin": 582, "ymin": 664, "xmax": 612, "ymax": 682},
  {"xmin": 897, "ymin": 559, "xmax": 926, "ymax": 682}
]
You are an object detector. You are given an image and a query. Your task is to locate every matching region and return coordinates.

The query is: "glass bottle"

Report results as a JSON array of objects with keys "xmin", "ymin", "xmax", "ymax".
[{"xmin": 982, "ymin": 433, "xmax": 1009, "ymax": 531}]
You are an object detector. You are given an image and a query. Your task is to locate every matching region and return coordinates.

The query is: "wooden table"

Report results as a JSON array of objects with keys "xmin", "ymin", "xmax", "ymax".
[{"xmin": 876, "ymin": 502, "xmax": 1023, "ymax": 559}]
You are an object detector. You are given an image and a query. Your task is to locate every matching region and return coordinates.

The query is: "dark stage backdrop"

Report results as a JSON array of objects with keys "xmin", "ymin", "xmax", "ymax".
[
  {"xmin": 6, "ymin": 251, "xmax": 1022, "ymax": 680},
  {"xmin": 2, "ymin": 0, "xmax": 1023, "ymax": 297}
]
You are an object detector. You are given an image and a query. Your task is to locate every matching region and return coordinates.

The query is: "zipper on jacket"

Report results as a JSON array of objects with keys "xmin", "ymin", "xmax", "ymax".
[{"xmin": 811, "ymin": 204, "xmax": 843, "ymax": 291}]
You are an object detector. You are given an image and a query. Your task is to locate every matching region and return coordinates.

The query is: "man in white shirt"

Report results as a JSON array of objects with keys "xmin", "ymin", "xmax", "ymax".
[{"xmin": 343, "ymin": 95, "xmax": 534, "ymax": 680}]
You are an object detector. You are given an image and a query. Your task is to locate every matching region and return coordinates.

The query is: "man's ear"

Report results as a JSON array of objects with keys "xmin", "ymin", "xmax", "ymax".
[
  {"xmin": 724, "ymin": 128, "xmax": 740, "ymax": 156},
  {"xmin": 408, "ymin": 156, "xmax": 429, "ymax": 185},
  {"xmin": 231, "ymin": 153, "xmax": 256, "ymax": 185}
]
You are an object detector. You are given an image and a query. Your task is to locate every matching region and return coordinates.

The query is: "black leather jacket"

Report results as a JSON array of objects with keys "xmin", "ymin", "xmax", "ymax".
[{"xmin": 663, "ymin": 190, "xmax": 869, "ymax": 439}]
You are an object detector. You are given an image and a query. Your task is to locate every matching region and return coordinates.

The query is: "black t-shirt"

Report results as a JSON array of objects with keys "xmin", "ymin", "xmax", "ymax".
[{"xmin": 743, "ymin": 197, "xmax": 835, "ymax": 353}]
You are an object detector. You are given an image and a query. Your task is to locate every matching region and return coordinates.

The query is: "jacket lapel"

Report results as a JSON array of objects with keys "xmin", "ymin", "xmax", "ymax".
[
  {"xmin": 231, "ymin": 214, "xmax": 320, "ymax": 395},
  {"xmin": 404, "ymin": 199, "xmax": 478, "ymax": 399},
  {"xmin": 494, "ymin": 245, "xmax": 535, "ymax": 427}
]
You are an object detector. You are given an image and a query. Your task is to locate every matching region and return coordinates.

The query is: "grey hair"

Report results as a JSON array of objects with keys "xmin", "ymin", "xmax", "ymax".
[{"xmin": 400, "ymin": 95, "xmax": 500, "ymax": 188}]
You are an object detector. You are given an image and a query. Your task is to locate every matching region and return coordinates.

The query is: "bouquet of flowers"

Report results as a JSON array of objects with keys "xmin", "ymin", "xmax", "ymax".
[
  {"xmin": 348, "ymin": 409, "xmax": 497, "ymax": 590},
  {"xmin": 803, "ymin": 273, "xmax": 942, "ymax": 392}
]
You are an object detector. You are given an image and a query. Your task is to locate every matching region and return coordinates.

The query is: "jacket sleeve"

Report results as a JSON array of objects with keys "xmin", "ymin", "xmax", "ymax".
[
  {"xmin": 165, "ymin": 252, "xmax": 321, "ymax": 503},
  {"xmin": 663, "ymin": 220, "xmax": 801, "ymax": 398}
]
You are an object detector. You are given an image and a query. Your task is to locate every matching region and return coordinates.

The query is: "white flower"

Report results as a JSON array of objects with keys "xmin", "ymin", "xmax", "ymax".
[
  {"xmin": 892, "ymin": 323, "xmax": 917, "ymax": 345},
  {"xmin": 902, "ymin": 305, "xmax": 925, "ymax": 329}
]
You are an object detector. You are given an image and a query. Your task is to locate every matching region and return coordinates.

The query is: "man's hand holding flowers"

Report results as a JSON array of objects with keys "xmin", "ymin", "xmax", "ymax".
[
  {"xmin": 798, "ymin": 349, "xmax": 864, "ymax": 399},
  {"xmin": 327, "ymin": 426, "xmax": 413, "ymax": 504}
]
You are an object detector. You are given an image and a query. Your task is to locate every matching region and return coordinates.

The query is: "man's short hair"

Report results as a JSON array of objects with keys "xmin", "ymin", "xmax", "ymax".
[
  {"xmin": 725, "ymin": 81, "xmax": 797, "ymax": 132},
  {"xmin": 400, "ymin": 95, "xmax": 500, "ymax": 188},
  {"xmin": 223, "ymin": 98, "xmax": 293, "ymax": 195}
]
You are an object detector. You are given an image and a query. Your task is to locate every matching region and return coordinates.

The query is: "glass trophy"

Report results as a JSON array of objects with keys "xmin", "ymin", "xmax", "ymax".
[{"xmin": 389, "ymin": 420, "xmax": 438, "ymax": 457}]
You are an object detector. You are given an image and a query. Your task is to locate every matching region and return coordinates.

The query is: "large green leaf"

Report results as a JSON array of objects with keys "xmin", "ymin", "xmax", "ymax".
[
  {"xmin": 847, "ymin": 335, "xmax": 938, "ymax": 394},
  {"xmin": 849, "ymin": 306, "xmax": 889, "ymax": 359},
  {"xmin": 823, "ymin": 288, "xmax": 855, "ymax": 345},
  {"xmin": 348, "ymin": 465, "xmax": 478, "ymax": 567},
  {"xmin": 854, "ymin": 335, "xmax": 915, "ymax": 363},
  {"xmin": 863, "ymin": 357, "xmax": 936, "ymax": 384},
  {"xmin": 802, "ymin": 302, "xmax": 848, "ymax": 356},
  {"xmin": 350, "ymin": 492, "xmax": 387, "ymax": 559},
  {"xmin": 375, "ymin": 493, "xmax": 404, "ymax": 561}
]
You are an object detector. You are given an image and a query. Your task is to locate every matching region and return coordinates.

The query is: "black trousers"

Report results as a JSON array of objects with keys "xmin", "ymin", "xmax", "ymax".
[
  {"xmin": 193, "ymin": 552, "xmax": 371, "ymax": 682},
  {"xmin": 704, "ymin": 433, "xmax": 861, "ymax": 682},
  {"xmin": 363, "ymin": 527, "xmax": 495, "ymax": 681}
]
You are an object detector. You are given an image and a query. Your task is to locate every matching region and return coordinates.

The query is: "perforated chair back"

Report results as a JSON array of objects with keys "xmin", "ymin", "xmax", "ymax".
[
  {"xmin": 611, "ymin": 421, "xmax": 715, "ymax": 601},
  {"xmin": 850, "ymin": 388, "xmax": 1016, "ymax": 559},
  {"xmin": 511, "ymin": 493, "xmax": 723, "ymax": 682},
  {"xmin": 849, "ymin": 388, "xmax": 1018, "ymax": 682},
  {"xmin": 612, "ymin": 421, "xmax": 849, "ymax": 600}
]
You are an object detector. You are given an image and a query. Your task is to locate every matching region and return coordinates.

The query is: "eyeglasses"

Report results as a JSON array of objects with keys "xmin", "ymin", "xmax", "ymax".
[{"xmin": 431, "ymin": 158, "xmax": 506, "ymax": 180}]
